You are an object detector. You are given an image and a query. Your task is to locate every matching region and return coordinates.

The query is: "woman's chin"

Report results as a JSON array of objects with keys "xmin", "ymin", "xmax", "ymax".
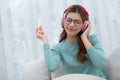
[{"xmin": 67, "ymin": 32, "xmax": 76, "ymax": 37}]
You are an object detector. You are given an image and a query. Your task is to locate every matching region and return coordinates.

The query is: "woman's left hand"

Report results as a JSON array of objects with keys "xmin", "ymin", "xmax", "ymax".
[{"xmin": 81, "ymin": 21, "xmax": 92, "ymax": 37}]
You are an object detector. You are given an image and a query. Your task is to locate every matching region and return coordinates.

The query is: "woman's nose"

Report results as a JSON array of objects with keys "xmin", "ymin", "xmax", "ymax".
[{"xmin": 69, "ymin": 21, "xmax": 75, "ymax": 26}]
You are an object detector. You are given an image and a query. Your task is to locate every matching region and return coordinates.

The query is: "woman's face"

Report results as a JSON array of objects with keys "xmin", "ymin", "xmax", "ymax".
[{"xmin": 64, "ymin": 12, "xmax": 83, "ymax": 37}]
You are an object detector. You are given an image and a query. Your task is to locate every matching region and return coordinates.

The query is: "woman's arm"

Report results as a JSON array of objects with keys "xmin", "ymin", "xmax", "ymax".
[
  {"xmin": 82, "ymin": 34, "xmax": 106, "ymax": 69},
  {"xmin": 43, "ymin": 44, "xmax": 61, "ymax": 72},
  {"xmin": 36, "ymin": 26, "xmax": 61, "ymax": 72},
  {"xmin": 80, "ymin": 22, "xmax": 106, "ymax": 69}
]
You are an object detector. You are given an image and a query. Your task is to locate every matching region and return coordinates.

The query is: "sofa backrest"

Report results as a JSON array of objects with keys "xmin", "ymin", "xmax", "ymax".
[{"xmin": 103, "ymin": 46, "xmax": 120, "ymax": 80}]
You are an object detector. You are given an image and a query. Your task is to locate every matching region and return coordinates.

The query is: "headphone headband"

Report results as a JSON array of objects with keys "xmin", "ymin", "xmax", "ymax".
[{"xmin": 63, "ymin": 4, "xmax": 89, "ymax": 16}]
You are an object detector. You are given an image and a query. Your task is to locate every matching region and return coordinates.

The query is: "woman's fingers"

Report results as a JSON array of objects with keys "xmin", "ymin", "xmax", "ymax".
[
  {"xmin": 36, "ymin": 25, "xmax": 48, "ymax": 41},
  {"xmin": 36, "ymin": 25, "xmax": 43, "ymax": 34},
  {"xmin": 38, "ymin": 25, "xmax": 44, "ymax": 32},
  {"xmin": 36, "ymin": 25, "xmax": 45, "ymax": 39},
  {"xmin": 39, "ymin": 25, "xmax": 43, "ymax": 31}
]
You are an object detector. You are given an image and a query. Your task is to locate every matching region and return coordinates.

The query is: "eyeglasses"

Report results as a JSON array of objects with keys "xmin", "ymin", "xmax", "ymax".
[{"xmin": 65, "ymin": 18, "xmax": 83, "ymax": 26}]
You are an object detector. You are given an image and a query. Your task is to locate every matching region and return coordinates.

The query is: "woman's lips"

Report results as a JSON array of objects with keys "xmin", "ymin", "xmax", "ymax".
[{"xmin": 67, "ymin": 28, "xmax": 75, "ymax": 32}]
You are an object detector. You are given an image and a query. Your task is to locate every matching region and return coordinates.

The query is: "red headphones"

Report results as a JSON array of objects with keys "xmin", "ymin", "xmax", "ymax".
[{"xmin": 61, "ymin": 4, "xmax": 89, "ymax": 28}]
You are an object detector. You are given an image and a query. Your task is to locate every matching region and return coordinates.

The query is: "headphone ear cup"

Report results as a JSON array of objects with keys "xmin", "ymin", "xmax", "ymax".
[
  {"xmin": 81, "ymin": 20, "xmax": 89, "ymax": 32},
  {"xmin": 61, "ymin": 16, "xmax": 65, "ymax": 28}
]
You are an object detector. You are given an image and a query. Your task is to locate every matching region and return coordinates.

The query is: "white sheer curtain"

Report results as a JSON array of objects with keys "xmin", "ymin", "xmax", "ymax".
[{"xmin": 0, "ymin": 0, "xmax": 120, "ymax": 80}]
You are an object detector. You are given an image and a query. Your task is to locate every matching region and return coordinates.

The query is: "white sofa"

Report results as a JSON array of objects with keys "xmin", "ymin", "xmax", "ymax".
[{"xmin": 22, "ymin": 46, "xmax": 120, "ymax": 80}]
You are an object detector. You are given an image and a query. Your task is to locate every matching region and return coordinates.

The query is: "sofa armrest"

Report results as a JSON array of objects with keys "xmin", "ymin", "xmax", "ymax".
[{"xmin": 22, "ymin": 59, "xmax": 51, "ymax": 80}]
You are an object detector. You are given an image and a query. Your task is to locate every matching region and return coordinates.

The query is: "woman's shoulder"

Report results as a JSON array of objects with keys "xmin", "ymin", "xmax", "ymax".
[
  {"xmin": 52, "ymin": 40, "xmax": 67, "ymax": 50},
  {"xmin": 88, "ymin": 32, "xmax": 98, "ymax": 37},
  {"xmin": 88, "ymin": 32, "xmax": 101, "ymax": 43},
  {"xmin": 88, "ymin": 32, "xmax": 99, "ymax": 39},
  {"xmin": 52, "ymin": 42, "xmax": 63, "ymax": 49}
]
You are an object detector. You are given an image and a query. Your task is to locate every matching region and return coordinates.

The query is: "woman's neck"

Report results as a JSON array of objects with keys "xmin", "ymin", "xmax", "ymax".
[{"xmin": 65, "ymin": 36, "xmax": 77, "ymax": 42}]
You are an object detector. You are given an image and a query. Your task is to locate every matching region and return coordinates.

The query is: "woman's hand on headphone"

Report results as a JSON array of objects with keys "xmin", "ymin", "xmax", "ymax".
[
  {"xmin": 81, "ymin": 21, "xmax": 92, "ymax": 38},
  {"xmin": 36, "ymin": 25, "xmax": 48, "ymax": 44}
]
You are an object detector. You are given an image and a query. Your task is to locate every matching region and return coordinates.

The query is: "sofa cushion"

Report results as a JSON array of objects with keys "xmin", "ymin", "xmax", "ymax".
[
  {"xmin": 22, "ymin": 59, "xmax": 51, "ymax": 80},
  {"xmin": 53, "ymin": 74, "xmax": 106, "ymax": 80},
  {"xmin": 103, "ymin": 46, "xmax": 120, "ymax": 80}
]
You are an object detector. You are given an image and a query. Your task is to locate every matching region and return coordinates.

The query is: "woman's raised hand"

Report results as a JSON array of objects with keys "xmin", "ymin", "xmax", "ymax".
[
  {"xmin": 81, "ymin": 21, "xmax": 92, "ymax": 37},
  {"xmin": 36, "ymin": 25, "xmax": 48, "ymax": 44}
]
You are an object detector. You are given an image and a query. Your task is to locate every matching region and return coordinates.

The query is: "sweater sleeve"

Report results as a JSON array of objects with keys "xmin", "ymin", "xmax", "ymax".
[
  {"xmin": 43, "ymin": 44, "xmax": 61, "ymax": 72},
  {"xmin": 87, "ymin": 34, "xmax": 106, "ymax": 69}
]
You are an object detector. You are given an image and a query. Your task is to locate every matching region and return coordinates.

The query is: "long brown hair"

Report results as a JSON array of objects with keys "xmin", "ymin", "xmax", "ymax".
[{"xmin": 59, "ymin": 5, "xmax": 89, "ymax": 63}]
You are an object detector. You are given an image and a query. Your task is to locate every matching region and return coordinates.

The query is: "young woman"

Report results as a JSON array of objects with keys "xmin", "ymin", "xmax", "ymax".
[{"xmin": 36, "ymin": 4, "xmax": 106, "ymax": 79}]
